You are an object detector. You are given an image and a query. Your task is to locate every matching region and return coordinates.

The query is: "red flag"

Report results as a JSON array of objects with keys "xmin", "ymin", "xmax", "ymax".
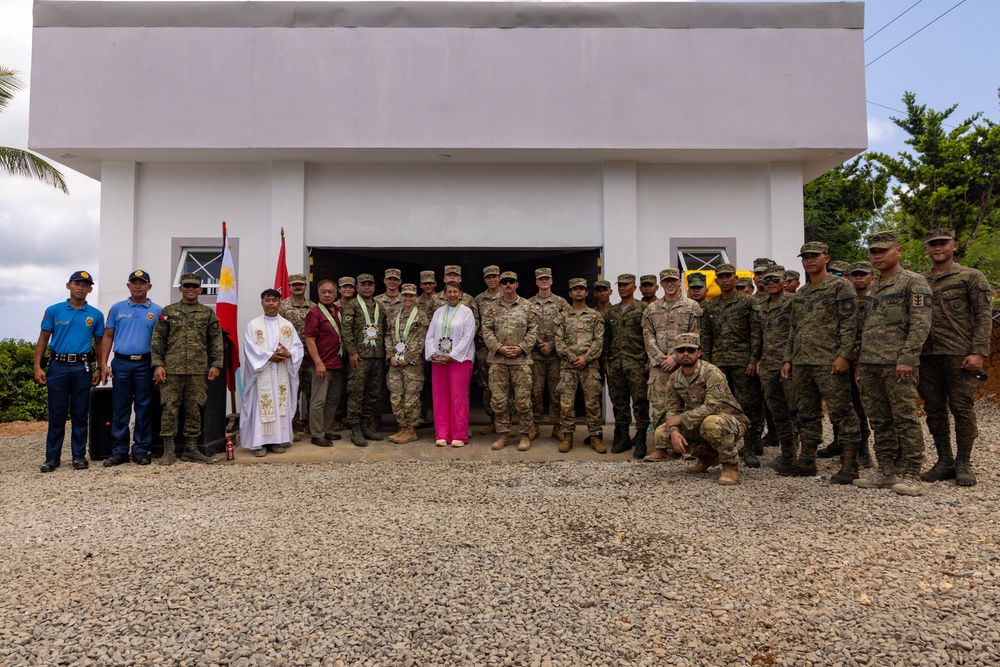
[
  {"xmin": 217, "ymin": 221, "xmax": 240, "ymax": 390},
  {"xmin": 274, "ymin": 227, "xmax": 290, "ymax": 298}
]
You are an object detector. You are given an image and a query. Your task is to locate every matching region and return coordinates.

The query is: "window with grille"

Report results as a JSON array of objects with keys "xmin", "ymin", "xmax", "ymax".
[
  {"xmin": 175, "ymin": 247, "xmax": 222, "ymax": 295},
  {"xmin": 677, "ymin": 248, "xmax": 730, "ymax": 273}
]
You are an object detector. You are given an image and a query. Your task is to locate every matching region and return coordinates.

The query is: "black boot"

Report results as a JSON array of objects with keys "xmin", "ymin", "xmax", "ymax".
[
  {"xmin": 921, "ymin": 439, "xmax": 956, "ymax": 483},
  {"xmin": 831, "ymin": 443, "xmax": 859, "ymax": 485},
  {"xmin": 740, "ymin": 445, "xmax": 760, "ymax": 469},
  {"xmin": 632, "ymin": 428, "xmax": 648, "ymax": 459},
  {"xmin": 611, "ymin": 425, "xmax": 630, "ymax": 454},
  {"xmin": 361, "ymin": 422, "xmax": 383, "ymax": 441},
  {"xmin": 954, "ymin": 443, "xmax": 976, "ymax": 486},
  {"xmin": 772, "ymin": 439, "xmax": 797, "ymax": 474}
]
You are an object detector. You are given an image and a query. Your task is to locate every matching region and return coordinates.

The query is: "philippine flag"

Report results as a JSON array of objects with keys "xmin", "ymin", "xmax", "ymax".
[{"xmin": 218, "ymin": 221, "xmax": 240, "ymax": 390}]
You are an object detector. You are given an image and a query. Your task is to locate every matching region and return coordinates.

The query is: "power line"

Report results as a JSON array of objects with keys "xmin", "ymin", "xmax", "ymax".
[
  {"xmin": 866, "ymin": 99, "xmax": 958, "ymax": 129},
  {"xmin": 865, "ymin": 0, "xmax": 970, "ymax": 67},
  {"xmin": 865, "ymin": 0, "xmax": 925, "ymax": 43}
]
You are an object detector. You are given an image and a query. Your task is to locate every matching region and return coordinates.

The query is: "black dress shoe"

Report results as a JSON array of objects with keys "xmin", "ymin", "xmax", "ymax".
[
  {"xmin": 72, "ymin": 457, "xmax": 89, "ymax": 470},
  {"xmin": 311, "ymin": 436, "xmax": 334, "ymax": 447},
  {"xmin": 323, "ymin": 433, "xmax": 343, "ymax": 441},
  {"xmin": 132, "ymin": 452, "xmax": 152, "ymax": 465},
  {"xmin": 103, "ymin": 453, "xmax": 130, "ymax": 467},
  {"xmin": 40, "ymin": 458, "xmax": 60, "ymax": 473}
]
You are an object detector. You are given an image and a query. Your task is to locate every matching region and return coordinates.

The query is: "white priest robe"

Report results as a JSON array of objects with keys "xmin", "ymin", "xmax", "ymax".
[{"xmin": 240, "ymin": 314, "xmax": 304, "ymax": 449}]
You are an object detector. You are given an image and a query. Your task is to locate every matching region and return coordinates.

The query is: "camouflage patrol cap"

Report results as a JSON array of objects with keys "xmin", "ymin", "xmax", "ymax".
[
  {"xmin": 617, "ymin": 273, "xmax": 637, "ymax": 284},
  {"xmin": 924, "ymin": 228, "xmax": 956, "ymax": 243},
  {"xmin": 763, "ymin": 264, "xmax": 785, "ymax": 279},
  {"xmin": 594, "ymin": 280, "xmax": 612, "ymax": 290},
  {"xmin": 535, "ymin": 268, "xmax": 553, "ymax": 279},
  {"xmin": 659, "ymin": 268, "xmax": 680, "ymax": 281},
  {"xmin": 69, "ymin": 270, "xmax": 95, "ymax": 285},
  {"xmin": 400, "ymin": 283, "xmax": 417, "ymax": 295},
  {"xmin": 483, "ymin": 265, "xmax": 500, "ymax": 277},
  {"xmin": 384, "ymin": 268, "xmax": 401, "ymax": 279},
  {"xmin": 289, "ymin": 273, "xmax": 308, "ymax": 285},
  {"xmin": 752, "ymin": 258, "xmax": 776, "ymax": 273},
  {"xmin": 798, "ymin": 241, "xmax": 829, "ymax": 256},
  {"xmin": 179, "ymin": 272, "xmax": 202, "ymax": 286},
  {"xmin": 444, "ymin": 265, "xmax": 462, "ymax": 276},
  {"xmin": 828, "ymin": 260, "xmax": 851, "ymax": 275},
  {"xmin": 687, "ymin": 272, "xmax": 707, "ymax": 288},
  {"xmin": 639, "ymin": 274, "xmax": 657, "ymax": 285},
  {"xmin": 736, "ymin": 277, "xmax": 753, "ymax": 288},
  {"xmin": 338, "ymin": 276, "xmax": 356, "ymax": 287},
  {"xmin": 568, "ymin": 278, "xmax": 587, "ymax": 289},
  {"xmin": 714, "ymin": 263, "xmax": 736, "ymax": 275},
  {"xmin": 357, "ymin": 273, "xmax": 375, "ymax": 284},
  {"xmin": 127, "ymin": 269, "xmax": 150, "ymax": 283},
  {"xmin": 674, "ymin": 332, "xmax": 701, "ymax": 350},
  {"xmin": 849, "ymin": 261, "xmax": 874, "ymax": 275},
  {"xmin": 783, "ymin": 270, "xmax": 800, "ymax": 281},
  {"xmin": 867, "ymin": 230, "xmax": 899, "ymax": 249},
  {"xmin": 419, "ymin": 270, "xmax": 436, "ymax": 283},
  {"xmin": 499, "ymin": 271, "xmax": 518, "ymax": 281}
]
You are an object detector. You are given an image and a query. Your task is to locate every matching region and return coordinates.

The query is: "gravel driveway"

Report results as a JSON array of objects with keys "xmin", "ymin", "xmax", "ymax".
[{"xmin": 2, "ymin": 403, "xmax": 999, "ymax": 666}]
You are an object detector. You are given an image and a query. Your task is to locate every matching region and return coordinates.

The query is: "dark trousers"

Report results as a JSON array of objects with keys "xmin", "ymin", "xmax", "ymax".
[
  {"xmin": 110, "ymin": 356, "xmax": 155, "ymax": 456},
  {"xmin": 45, "ymin": 360, "xmax": 92, "ymax": 460}
]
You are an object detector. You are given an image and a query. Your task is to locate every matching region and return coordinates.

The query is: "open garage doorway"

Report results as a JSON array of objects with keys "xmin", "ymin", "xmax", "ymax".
[{"xmin": 310, "ymin": 247, "xmax": 604, "ymax": 427}]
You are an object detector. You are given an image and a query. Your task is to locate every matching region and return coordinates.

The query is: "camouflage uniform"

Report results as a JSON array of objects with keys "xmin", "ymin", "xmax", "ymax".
[
  {"xmin": 604, "ymin": 299, "xmax": 650, "ymax": 433},
  {"xmin": 530, "ymin": 290, "xmax": 569, "ymax": 424},
  {"xmin": 859, "ymin": 257, "xmax": 933, "ymax": 481},
  {"xmin": 918, "ymin": 251, "xmax": 992, "ymax": 483},
  {"xmin": 385, "ymin": 305, "xmax": 429, "ymax": 429},
  {"xmin": 341, "ymin": 294, "xmax": 388, "ymax": 428},
  {"xmin": 654, "ymin": 357, "xmax": 749, "ymax": 466},
  {"xmin": 784, "ymin": 269, "xmax": 860, "ymax": 474},
  {"xmin": 554, "ymin": 305, "xmax": 605, "ymax": 436},
  {"xmin": 642, "ymin": 285, "xmax": 702, "ymax": 428},
  {"xmin": 699, "ymin": 284, "xmax": 763, "ymax": 455},
  {"xmin": 474, "ymin": 278, "xmax": 504, "ymax": 420},
  {"xmin": 756, "ymin": 287, "xmax": 797, "ymax": 459},
  {"xmin": 482, "ymin": 296, "xmax": 538, "ymax": 436},
  {"xmin": 150, "ymin": 301, "xmax": 223, "ymax": 439},
  {"xmin": 279, "ymin": 292, "xmax": 316, "ymax": 424}
]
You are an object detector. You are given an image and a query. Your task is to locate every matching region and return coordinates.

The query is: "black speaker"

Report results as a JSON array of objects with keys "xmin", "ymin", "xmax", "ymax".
[{"xmin": 88, "ymin": 386, "xmax": 114, "ymax": 461}]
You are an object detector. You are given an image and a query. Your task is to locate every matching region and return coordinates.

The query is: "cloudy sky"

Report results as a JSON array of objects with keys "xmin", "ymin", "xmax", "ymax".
[{"xmin": 1, "ymin": 0, "xmax": 998, "ymax": 340}]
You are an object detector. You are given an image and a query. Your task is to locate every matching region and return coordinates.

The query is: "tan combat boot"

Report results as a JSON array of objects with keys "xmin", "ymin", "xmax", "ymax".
[
  {"xmin": 558, "ymin": 433, "xmax": 573, "ymax": 453},
  {"xmin": 528, "ymin": 426, "xmax": 539, "ymax": 441},
  {"xmin": 517, "ymin": 434, "xmax": 532, "ymax": 451},
  {"xmin": 387, "ymin": 429, "xmax": 405, "ymax": 444},
  {"xmin": 480, "ymin": 422, "xmax": 497, "ymax": 436},
  {"xmin": 590, "ymin": 434, "xmax": 607, "ymax": 454},
  {"xmin": 396, "ymin": 427, "xmax": 418, "ymax": 444},
  {"xmin": 718, "ymin": 463, "xmax": 740, "ymax": 485},
  {"xmin": 491, "ymin": 433, "xmax": 511, "ymax": 450},
  {"xmin": 688, "ymin": 451, "xmax": 720, "ymax": 473},
  {"xmin": 551, "ymin": 425, "xmax": 563, "ymax": 441}
]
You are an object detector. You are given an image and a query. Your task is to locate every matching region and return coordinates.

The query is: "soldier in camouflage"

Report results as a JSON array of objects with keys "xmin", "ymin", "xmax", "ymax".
[
  {"xmin": 754, "ymin": 265, "xmax": 798, "ymax": 468},
  {"xmin": 639, "ymin": 275, "xmax": 658, "ymax": 304},
  {"xmin": 751, "ymin": 258, "xmax": 779, "ymax": 446},
  {"xmin": 686, "ymin": 272, "xmax": 709, "ymax": 306},
  {"xmin": 330, "ymin": 276, "xmax": 356, "ymax": 431},
  {"xmin": 150, "ymin": 273, "xmax": 223, "ymax": 465},
  {"xmin": 853, "ymin": 230, "xmax": 933, "ymax": 496},
  {"xmin": 699, "ymin": 263, "xmax": 764, "ymax": 467},
  {"xmin": 417, "ymin": 270, "xmax": 446, "ymax": 427},
  {"xmin": 735, "ymin": 277, "xmax": 754, "ymax": 295},
  {"xmin": 593, "ymin": 280, "xmax": 613, "ymax": 316},
  {"xmin": 437, "ymin": 265, "xmax": 480, "ymax": 321},
  {"xmin": 654, "ymin": 333, "xmax": 748, "ymax": 486},
  {"xmin": 474, "ymin": 266, "xmax": 504, "ymax": 435},
  {"xmin": 918, "ymin": 229, "xmax": 993, "ymax": 487},
  {"xmin": 372, "ymin": 268, "xmax": 404, "ymax": 431},
  {"xmin": 784, "ymin": 270, "xmax": 801, "ymax": 294},
  {"xmin": 752, "ymin": 258, "xmax": 776, "ymax": 299},
  {"xmin": 554, "ymin": 278, "xmax": 606, "ymax": 453},
  {"xmin": 780, "ymin": 242, "xmax": 861, "ymax": 483},
  {"xmin": 603, "ymin": 274, "xmax": 650, "ymax": 456},
  {"xmin": 279, "ymin": 273, "xmax": 316, "ymax": 440},
  {"xmin": 385, "ymin": 284, "xmax": 429, "ymax": 444},
  {"xmin": 482, "ymin": 271, "xmax": 539, "ymax": 451},
  {"xmin": 642, "ymin": 268, "xmax": 703, "ymax": 461},
  {"xmin": 827, "ymin": 260, "xmax": 850, "ymax": 277},
  {"xmin": 342, "ymin": 273, "xmax": 388, "ymax": 447},
  {"xmin": 530, "ymin": 268, "xmax": 569, "ymax": 440}
]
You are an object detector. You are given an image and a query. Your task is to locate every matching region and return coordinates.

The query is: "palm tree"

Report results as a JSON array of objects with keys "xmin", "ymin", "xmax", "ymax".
[{"xmin": 0, "ymin": 66, "xmax": 68, "ymax": 194}]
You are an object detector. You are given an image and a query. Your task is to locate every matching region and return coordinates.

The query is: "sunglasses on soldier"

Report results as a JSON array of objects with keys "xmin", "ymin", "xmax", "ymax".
[
  {"xmin": 499, "ymin": 278, "xmax": 517, "ymax": 285},
  {"xmin": 675, "ymin": 347, "xmax": 698, "ymax": 354},
  {"xmin": 761, "ymin": 277, "xmax": 781, "ymax": 285}
]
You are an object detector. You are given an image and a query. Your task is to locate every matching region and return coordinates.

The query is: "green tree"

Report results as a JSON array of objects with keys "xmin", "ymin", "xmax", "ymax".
[
  {"xmin": 0, "ymin": 67, "xmax": 68, "ymax": 193},
  {"xmin": 0, "ymin": 339, "xmax": 48, "ymax": 422},
  {"xmin": 871, "ymin": 90, "xmax": 1000, "ymax": 260},
  {"xmin": 803, "ymin": 157, "xmax": 889, "ymax": 262}
]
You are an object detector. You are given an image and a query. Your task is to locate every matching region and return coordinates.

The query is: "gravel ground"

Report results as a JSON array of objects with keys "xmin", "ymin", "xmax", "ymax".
[{"xmin": 2, "ymin": 404, "xmax": 999, "ymax": 667}]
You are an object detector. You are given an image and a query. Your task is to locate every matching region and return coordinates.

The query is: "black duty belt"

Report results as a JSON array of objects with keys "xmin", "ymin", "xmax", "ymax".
[
  {"xmin": 52, "ymin": 353, "xmax": 95, "ymax": 363},
  {"xmin": 119, "ymin": 353, "xmax": 152, "ymax": 361}
]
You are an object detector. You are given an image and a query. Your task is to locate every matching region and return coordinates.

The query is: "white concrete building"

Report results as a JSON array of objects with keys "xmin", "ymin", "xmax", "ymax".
[{"xmin": 30, "ymin": 1, "xmax": 866, "ymax": 336}]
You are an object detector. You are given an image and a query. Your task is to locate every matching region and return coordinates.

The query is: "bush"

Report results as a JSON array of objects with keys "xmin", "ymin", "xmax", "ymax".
[{"xmin": 0, "ymin": 339, "xmax": 47, "ymax": 422}]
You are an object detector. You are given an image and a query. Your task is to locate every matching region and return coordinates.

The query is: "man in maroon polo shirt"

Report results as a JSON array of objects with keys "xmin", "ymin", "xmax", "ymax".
[{"xmin": 304, "ymin": 279, "xmax": 345, "ymax": 446}]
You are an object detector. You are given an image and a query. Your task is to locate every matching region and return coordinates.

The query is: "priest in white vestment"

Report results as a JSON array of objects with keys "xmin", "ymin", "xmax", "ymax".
[{"xmin": 240, "ymin": 289, "xmax": 304, "ymax": 456}]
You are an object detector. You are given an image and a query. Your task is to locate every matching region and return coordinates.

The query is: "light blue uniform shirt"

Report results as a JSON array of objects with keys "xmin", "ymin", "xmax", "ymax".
[
  {"xmin": 107, "ymin": 298, "xmax": 163, "ymax": 356},
  {"xmin": 41, "ymin": 300, "xmax": 106, "ymax": 354}
]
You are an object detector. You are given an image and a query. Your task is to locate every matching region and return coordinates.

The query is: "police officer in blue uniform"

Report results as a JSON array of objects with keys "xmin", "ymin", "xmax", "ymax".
[
  {"xmin": 34, "ymin": 270, "xmax": 106, "ymax": 472},
  {"xmin": 98, "ymin": 269, "xmax": 163, "ymax": 466}
]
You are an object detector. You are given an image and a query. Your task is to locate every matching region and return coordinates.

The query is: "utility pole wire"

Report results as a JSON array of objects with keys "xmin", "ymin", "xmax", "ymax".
[{"xmin": 865, "ymin": 0, "xmax": 969, "ymax": 68}]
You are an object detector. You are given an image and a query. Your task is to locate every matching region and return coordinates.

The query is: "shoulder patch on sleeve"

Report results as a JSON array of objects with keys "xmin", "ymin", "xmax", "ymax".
[{"xmin": 912, "ymin": 284, "xmax": 932, "ymax": 308}]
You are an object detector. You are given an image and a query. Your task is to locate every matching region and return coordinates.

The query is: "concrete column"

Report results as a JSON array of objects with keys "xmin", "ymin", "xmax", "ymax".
[
  {"xmin": 98, "ymin": 161, "xmax": 138, "ymax": 312},
  {"xmin": 767, "ymin": 162, "xmax": 805, "ymax": 265},
  {"xmin": 270, "ymin": 162, "xmax": 307, "ymax": 276},
  {"xmin": 601, "ymin": 163, "xmax": 638, "ymax": 281}
]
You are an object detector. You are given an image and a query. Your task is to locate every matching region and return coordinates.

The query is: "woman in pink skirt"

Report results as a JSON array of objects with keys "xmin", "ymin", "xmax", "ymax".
[{"xmin": 424, "ymin": 281, "xmax": 476, "ymax": 446}]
